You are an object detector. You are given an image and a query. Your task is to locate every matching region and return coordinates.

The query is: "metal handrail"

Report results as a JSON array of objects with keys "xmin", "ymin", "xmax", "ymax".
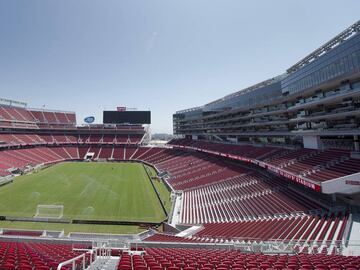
[{"xmin": 57, "ymin": 246, "xmax": 110, "ymax": 270}]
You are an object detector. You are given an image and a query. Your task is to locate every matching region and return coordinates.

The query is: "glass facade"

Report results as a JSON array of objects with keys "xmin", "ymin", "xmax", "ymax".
[
  {"xmin": 203, "ymin": 81, "xmax": 283, "ymax": 112},
  {"xmin": 282, "ymin": 33, "xmax": 360, "ymax": 95}
]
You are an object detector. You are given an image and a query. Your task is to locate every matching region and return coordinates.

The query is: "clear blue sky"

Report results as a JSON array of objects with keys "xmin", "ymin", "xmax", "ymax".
[{"xmin": 0, "ymin": 1, "xmax": 359, "ymax": 133}]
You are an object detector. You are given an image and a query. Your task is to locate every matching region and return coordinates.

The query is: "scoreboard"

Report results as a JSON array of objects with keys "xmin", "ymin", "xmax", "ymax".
[{"xmin": 103, "ymin": 111, "xmax": 151, "ymax": 124}]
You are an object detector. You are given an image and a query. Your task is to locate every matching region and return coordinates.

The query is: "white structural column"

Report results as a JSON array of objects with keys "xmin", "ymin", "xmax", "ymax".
[{"xmin": 303, "ymin": 135, "xmax": 322, "ymax": 149}]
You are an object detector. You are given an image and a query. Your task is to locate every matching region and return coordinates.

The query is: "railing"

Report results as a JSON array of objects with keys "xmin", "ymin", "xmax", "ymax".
[
  {"xmin": 132, "ymin": 240, "xmax": 235, "ymax": 250},
  {"xmin": 343, "ymin": 240, "xmax": 360, "ymax": 256},
  {"xmin": 57, "ymin": 245, "xmax": 110, "ymax": 270},
  {"xmin": 134, "ymin": 238, "xmax": 360, "ymax": 255},
  {"xmin": 57, "ymin": 253, "xmax": 89, "ymax": 270},
  {"xmin": 135, "ymin": 238, "xmax": 360, "ymax": 255},
  {"xmin": 237, "ymin": 239, "xmax": 360, "ymax": 256},
  {"xmin": 343, "ymin": 213, "xmax": 353, "ymax": 244},
  {"xmin": 167, "ymin": 191, "xmax": 180, "ymax": 224}
]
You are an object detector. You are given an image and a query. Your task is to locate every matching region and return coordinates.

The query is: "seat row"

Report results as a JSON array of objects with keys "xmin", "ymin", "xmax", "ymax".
[
  {"xmin": 0, "ymin": 146, "xmax": 80, "ymax": 175},
  {"xmin": 0, "ymin": 241, "xmax": 89, "ymax": 270},
  {"xmin": 180, "ymin": 172, "xmax": 323, "ymax": 223},
  {"xmin": 117, "ymin": 247, "xmax": 360, "ymax": 270},
  {"xmin": 0, "ymin": 133, "xmax": 144, "ymax": 147},
  {"xmin": 0, "ymin": 105, "xmax": 76, "ymax": 127},
  {"xmin": 190, "ymin": 213, "xmax": 348, "ymax": 245},
  {"xmin": 168, "ymin": 139, "xmax": 359, "ymax": 182}
]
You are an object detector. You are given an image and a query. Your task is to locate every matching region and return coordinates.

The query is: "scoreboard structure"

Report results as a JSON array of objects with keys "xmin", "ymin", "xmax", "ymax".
[{"xmin": 103, "ymin": 111, "xmax": 151, "ymax": 124}]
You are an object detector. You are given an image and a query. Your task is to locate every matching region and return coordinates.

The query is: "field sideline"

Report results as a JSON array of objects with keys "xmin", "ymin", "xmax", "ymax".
[{"xmin": 0, "ymin": 162, "xmax": 169, "ymax": 224}]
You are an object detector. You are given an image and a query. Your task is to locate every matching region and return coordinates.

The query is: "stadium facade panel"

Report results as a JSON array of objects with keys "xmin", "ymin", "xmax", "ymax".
[{"xmin": 173, "ymin": 22, "xmax": 360, "ymax": 152}]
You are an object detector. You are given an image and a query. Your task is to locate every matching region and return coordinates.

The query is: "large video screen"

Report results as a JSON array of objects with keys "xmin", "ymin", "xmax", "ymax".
[{"xmin": 103, "ymin": 111, "xmax": 151, "ymax": 124}]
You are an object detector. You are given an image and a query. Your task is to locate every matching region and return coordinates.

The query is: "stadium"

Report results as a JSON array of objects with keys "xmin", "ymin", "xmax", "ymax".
[{"xmin": 0, "ymin": 10, "xmax": 360, "ymax": 270}]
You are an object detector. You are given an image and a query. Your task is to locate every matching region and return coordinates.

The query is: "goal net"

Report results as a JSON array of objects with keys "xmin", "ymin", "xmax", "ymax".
[{"xmin": 35, "ymin": 204, "xmax": 64, "ymax": 219}]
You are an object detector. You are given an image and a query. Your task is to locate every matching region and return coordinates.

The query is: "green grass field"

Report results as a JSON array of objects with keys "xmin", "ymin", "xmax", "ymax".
[
  {"xmin": 0, "ymin": 221, "xmax": 144, "ymax": 235},
  {"xmin": 0, "ymin": 162, "xmax": 170, "ymax": 233}
]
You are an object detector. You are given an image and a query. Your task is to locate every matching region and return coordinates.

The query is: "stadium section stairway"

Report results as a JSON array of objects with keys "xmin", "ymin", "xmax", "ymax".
[
  {"xmin": 179, "ymin": 172, "xmax": 322, "ymax": 224},
  {"xmin": 142, "ymin": 212, "xmax": 348, "ymax": 254},
  {"xmin": 89, "ymin": 257, "xmax": 120, "ymax": 270}
]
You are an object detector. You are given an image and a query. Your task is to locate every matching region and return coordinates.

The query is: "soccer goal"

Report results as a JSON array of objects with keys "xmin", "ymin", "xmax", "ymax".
[{"xmin": 35, "ymin": 204, "xmax": 64, "ymax": 219}]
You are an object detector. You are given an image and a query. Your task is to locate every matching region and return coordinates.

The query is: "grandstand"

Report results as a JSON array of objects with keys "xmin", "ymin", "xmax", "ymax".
[{"xmin": 0, "ymin": 21, "xmax": 359, "ymax": 270}]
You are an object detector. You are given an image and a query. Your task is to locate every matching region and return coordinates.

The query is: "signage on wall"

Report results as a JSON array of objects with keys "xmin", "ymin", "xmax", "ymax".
[{"xmin": 84, "ymin": 116, "xmax": 95, "ymax": 124}]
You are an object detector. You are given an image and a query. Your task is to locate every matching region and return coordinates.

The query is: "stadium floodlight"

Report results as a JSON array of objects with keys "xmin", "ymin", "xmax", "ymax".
[{"xmin": 35, "ymin": 204, "xmax": 64, "ymax": 219}]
